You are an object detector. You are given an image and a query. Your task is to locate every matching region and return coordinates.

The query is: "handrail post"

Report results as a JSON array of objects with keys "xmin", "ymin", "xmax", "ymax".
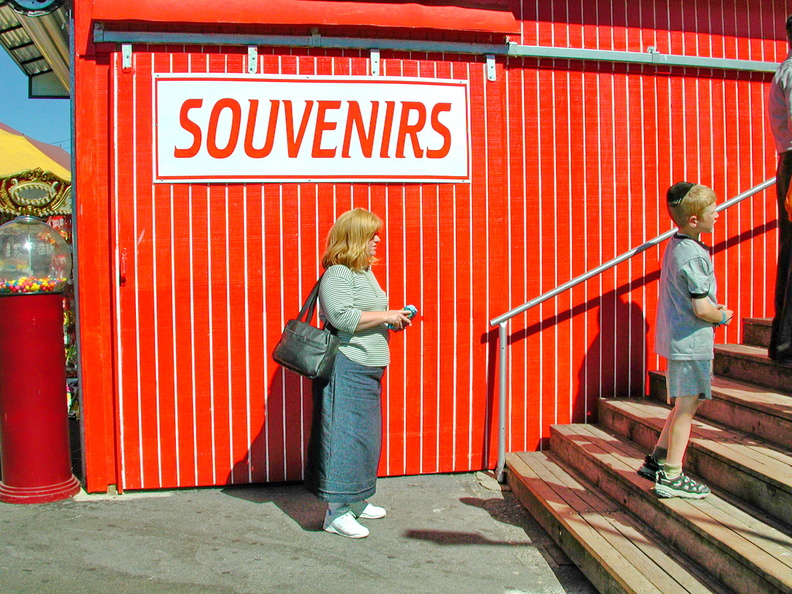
[{"xmin": 495, "ymin": 322, "xmax": 508, "ymax": 483}]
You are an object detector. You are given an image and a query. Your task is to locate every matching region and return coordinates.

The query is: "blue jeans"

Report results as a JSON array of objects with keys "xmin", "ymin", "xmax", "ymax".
[{"xmin": 305, "ymin": 352, "xmax": 384, "ymax": 503}]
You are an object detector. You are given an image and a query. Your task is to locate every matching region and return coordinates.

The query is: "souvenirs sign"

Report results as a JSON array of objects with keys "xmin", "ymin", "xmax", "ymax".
[{"xmin": 153, "ymin": 74, "xmax": 471, "ymax": 183}]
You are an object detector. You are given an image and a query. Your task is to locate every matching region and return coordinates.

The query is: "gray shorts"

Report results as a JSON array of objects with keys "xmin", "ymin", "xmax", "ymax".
[{"xmin": 667, "ymin": 359, "xmax": 713, "ymax": 400}]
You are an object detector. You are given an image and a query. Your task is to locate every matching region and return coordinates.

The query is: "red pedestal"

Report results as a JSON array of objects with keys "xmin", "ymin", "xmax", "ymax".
[{"xmin": 0, "ymin": 294, "xmax": 81, "ymax": 503}]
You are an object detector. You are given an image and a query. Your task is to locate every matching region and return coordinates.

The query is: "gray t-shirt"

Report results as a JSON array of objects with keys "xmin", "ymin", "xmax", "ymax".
[
  {"xmin": 654, "ymin": 234, "xmax": 717, "ymax": 361},
  {"xmin": 318, "ymin": 264, "xmax": 390, "ymax": 367}
]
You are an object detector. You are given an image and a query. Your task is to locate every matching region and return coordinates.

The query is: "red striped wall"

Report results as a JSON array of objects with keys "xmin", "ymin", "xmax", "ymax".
[{"xmin": 75, "ymin": 0, "xmax": 789, "ymax": 491}]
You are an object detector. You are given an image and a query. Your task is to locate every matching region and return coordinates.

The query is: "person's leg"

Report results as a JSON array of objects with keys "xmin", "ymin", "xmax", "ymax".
[
  {"xmin": 654, "ymin": 395, "xmax": 710, "ymax": 498},
  {"xmin": 663, "ymin": 394, "xmax": 701, "ymax": 470},
  {"xmin": 771, "ymin": 151, "xmax": 792, "ymax": 360},
  {"xmin": 637, "ymin": 408, "xmax": 673, "ymax": 480},
  {"xmin": 637, "ymin": 391, "xmax": 677, "ymax": 480},
  {"xmin": 652, "ymin": 406, "xmax": 677, "ymax": 454},
  {"xmin": 327, "ymin": 502, "xmax": 349, "ymax": 520}
]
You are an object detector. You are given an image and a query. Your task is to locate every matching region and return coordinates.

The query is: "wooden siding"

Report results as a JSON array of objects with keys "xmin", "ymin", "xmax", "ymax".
[{"xmin": 75, "ymin": 0, "xmax": 787, "ymax": 491}]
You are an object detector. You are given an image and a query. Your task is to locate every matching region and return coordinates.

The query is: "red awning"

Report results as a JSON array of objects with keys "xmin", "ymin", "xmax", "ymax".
[{"xmin": 90, "ymin": 0, "xmax": 519, "ymax": 35}]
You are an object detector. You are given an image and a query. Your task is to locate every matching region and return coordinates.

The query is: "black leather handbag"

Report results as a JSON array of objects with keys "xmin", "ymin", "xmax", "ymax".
[{"xmin": 272, "ymin": 275, "xmax": 340, "ymax": 380}]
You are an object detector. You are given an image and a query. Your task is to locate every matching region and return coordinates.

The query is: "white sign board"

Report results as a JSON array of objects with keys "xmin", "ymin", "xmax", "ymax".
[{"xmin": 153, "ymin": 74, "xmax": 471, "ymax": 183}]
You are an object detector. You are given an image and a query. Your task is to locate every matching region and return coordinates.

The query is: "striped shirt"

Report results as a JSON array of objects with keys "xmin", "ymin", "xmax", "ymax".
[{"xmin": 318, "ymin": 264, "xmax": 390, "ymax": 367}]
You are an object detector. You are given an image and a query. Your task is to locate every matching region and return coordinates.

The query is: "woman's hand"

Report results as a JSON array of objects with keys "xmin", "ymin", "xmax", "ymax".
[
  {"xmin": 356, "ymin": 309, "xmax": 413, "ymax": 331},
  {"xmin": 385, "ymin": 309, "xmax": 413, "ymax": 332}
]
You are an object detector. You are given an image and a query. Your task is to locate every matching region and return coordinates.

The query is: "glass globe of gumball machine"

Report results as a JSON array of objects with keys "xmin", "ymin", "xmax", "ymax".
[{"xmin": 0, "ymin": 215, "xmax": 81, "ymax": 503}]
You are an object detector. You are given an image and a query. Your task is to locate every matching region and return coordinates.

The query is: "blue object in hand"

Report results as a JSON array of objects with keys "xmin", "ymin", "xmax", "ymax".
[{"xmin": 387, "ymin": 305, "xmax": 417, "ymax": 329}]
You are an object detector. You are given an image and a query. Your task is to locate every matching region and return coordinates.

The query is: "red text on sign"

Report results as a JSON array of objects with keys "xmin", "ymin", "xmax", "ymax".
[{"xmin": 172, "ymin": 99, "xmax": 453, "ymax": 160}]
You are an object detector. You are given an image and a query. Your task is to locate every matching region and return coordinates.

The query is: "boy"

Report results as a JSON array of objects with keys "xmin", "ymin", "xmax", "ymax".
[{"xmin": 638, "ymin": 182, "xmax": 733, "ymax": 499}]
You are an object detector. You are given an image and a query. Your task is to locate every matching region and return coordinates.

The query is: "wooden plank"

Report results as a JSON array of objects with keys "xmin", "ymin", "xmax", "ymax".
[
  {"xmin": 719, "ymin": 344, "xmax": 772, "ymax": 357},
  {"xmin": 560, "ymin": 424, "xmax": 649, "ymax": 477},
  {"xmin": 525, "ymin": 452, "xmax": 618, "ymax": 514},
  {"xmin": 668, "ymin": 499, "xmax": 792, "ymax": 591},
  {"xmin": 651, "ymin": 371, "xmax": 792, "ymax": 417},
  {"xmin": 578, "ymin": 511, "xmax": 669, "ymax": 593},
  {"xmin": 562, "ymin": 512, "xmax": 652, "ymax": 593},
  {"xmin": 532, "ymin": 449, "xmax": 720, "ymax": 594},
  {"xmin": 690, "ymin": 442, "xmax": 792, "ymax": 527},
  {"xmin": 715, "ymin": 345, "xmax": 792, "ymax": 393},
  {"xmin": 714, "ymin": 385, "xmax": 792, "ymax": 416},
  {"xmin": 601, "ymin": 510, "xmax": 716, "ymax": 594},
  {"xmin": 548, "ymin": 427, "xmax": 730, "ymax": 582},
  {"xmin": 701, "ymin": 496, "xmax": 792, "ymax": 570},
  {"xmin": 605, "ymin": 398, "xmax": 790, "ymax": 473},
  {"xmin": 605, "ymin": 416, "xmax": 792, "ymax": 531},
  {"xmin": 507, "ymin": 453, "xmax": 636, "ymax": 594},
  {"xmin": 705, "ymin": 440, "xmax": 792, "ymax": 483},
  {"xmin": 741, "ymin": 442, "xmax": 792, "ymax": 468},
  {"xmin": 508, "ymin": 453, "xmax": 584, "ymax": 516},
  {"xmin": 603, "ymin": 399, "xmax": 792, "ymax": 496},
  {"xmin": 551, "ymin": 424, "xmax": 792, "ymax": 593},
  {"xmin": 509, "ymin": 453, "xmax": 710, "ymax": 594}
]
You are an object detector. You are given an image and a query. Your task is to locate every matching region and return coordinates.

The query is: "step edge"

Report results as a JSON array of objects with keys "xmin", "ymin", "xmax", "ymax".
[
  {"xmin": 599, "ymin": 399, "xmax": 792, "ymax": 494},
  {"xmin": 550, "ymin": 424, "xmax": 792, "ymax": 592},
  {"xmin": 505, "ymin": 452, "xmax": 718, "ymax": 594},
  {"xmin": 648, "ymin": 370, "xmax": 792, "ymax": 421}
]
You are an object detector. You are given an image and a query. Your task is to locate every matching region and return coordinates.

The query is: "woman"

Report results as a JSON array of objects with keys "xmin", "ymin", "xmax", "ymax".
[{"xmin": 305, "ymin": 208, "xmax": 413, "ymax": 539}]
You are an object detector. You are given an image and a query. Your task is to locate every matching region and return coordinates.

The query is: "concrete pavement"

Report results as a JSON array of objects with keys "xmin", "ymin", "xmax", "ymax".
[{"xmin": 0, "ymin": 472, "xmax": 595, "ymax": 593}]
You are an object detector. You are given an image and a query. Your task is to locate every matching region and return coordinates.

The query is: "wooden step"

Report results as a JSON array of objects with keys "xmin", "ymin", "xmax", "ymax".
[
  {"xmin": 743, "ymin": 317, "xmax": 772, "ymax": 349},
  {"xmin": 714, "ymin": 344, "xmax": 792, "ymax": 393},
  {"xmin": 506, "ymin": 451, "xmax": 721, "ymax": 594},
  {"xmin": 647, "ymin": 370, "xmax": 792, "ymax": 447},
  {"xmin": 549, "ymin": 423, "xmax": 792, "ymax": 594},
  {"xmin": 599, "ymin": 398, "xmax": 792, "ymax": 528}
]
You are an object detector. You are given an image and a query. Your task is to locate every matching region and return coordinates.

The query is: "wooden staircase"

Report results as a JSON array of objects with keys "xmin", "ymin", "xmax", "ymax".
[{"xmin": 506, "ymin": 317, "xmax": 792, "ymax": 593}]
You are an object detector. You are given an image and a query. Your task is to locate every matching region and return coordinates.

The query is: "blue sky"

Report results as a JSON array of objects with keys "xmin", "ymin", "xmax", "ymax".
[{"xmin": 0, "ymin": 48, "xmax": 71, "ymax": 153}]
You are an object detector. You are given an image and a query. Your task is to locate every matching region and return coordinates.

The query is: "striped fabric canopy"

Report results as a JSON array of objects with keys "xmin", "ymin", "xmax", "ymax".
[{"xmin": 0, "ymin": 122, "xmax": 70, "ymax": 180}]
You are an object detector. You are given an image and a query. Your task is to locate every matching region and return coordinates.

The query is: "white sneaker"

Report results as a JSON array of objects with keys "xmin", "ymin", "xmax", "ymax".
[
  {"xmin": 323, "ymin": 510, "xmax": 369, "ymax": 538},
  {"xmin": 350, "ymin": 501, "xmax": 387, "ymax": 519}
]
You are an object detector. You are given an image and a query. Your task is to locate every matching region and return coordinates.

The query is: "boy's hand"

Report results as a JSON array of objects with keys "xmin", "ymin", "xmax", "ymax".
[
  {"xmin": 786, "ymin": 183, "xmax": 792, "ymax": 219},
  {"xmin": 717, "ymin": 304, "xmax": 733, "ymax": 326}
]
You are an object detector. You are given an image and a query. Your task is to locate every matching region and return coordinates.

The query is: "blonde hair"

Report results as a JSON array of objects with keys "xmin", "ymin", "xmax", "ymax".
[
  {"xmin": 667, "ymin": 184, "xmax": 716, "ymax": 227},
  {"xmin": 322, "ymin": 208, "xmax": 383, "ymax": 271}
]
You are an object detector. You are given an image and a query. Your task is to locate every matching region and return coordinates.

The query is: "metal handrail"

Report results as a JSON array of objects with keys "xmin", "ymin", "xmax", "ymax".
[{"xmin": 490, "ymin": 177, "xmax": 777, "ymax": 481}]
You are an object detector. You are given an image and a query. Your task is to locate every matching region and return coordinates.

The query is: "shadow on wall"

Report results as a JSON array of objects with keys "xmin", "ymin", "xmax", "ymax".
[
  {"xmin": 575, "ymin": 289, "xmax": 649, "ymax": 425},
  {"xmin": 225, "ymin": 368, "xmax": 313, "ymax": 487}
]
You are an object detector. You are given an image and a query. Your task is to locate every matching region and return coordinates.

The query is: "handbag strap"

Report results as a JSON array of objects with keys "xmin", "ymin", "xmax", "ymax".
[
  {"xmin": 297, "ymin": 272, "xmax": 338, "ymax": 334},
  {"xmin": 297, "ymin": 275, "xmax": 323, "ymax": 324}
]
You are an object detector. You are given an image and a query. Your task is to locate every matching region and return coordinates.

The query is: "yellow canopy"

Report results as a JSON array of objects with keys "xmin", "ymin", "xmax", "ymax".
[{"xmin": 0, "ymin": 125, "xmax": 70, "ymax": 181}]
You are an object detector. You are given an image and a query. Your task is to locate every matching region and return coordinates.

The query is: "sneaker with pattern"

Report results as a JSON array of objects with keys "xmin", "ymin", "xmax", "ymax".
[{"xmin": 654, "ymin": 469, "xmax": 710, "ymax": 499}]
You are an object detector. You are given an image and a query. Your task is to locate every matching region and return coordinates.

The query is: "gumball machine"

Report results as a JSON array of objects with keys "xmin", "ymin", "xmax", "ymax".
[{"xmin": 0, "ymin": 215, "xmax": 81, "ymax": 503}]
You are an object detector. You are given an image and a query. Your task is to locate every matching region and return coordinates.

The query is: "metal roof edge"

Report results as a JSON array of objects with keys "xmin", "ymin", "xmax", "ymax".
[{"xmin": 93, "ymin": 27, "xmax": 779, "ymax": 74}]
